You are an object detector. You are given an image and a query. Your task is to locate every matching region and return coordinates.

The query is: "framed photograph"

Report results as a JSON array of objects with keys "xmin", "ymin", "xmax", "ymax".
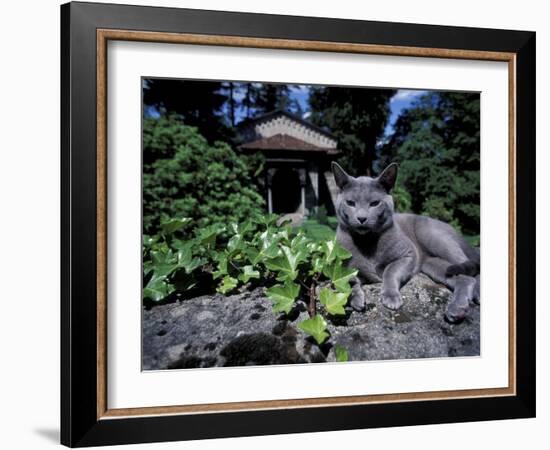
[{"xmin": 61, "ymin": 1, "xmax": 536, "ymax": 447}]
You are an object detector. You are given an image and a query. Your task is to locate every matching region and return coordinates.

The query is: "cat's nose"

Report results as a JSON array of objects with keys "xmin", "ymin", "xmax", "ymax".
[{"xmin": 357, "ymin": 216, "xmax": 367, "ymax": 224}]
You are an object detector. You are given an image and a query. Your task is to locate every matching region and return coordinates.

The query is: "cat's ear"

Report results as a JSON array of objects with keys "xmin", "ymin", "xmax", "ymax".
[
  {"xmin": 377, "ymin": 163, "xmax": 398, "ymax": 192},
  {"xmin": 331, "ymin": 162, "xmax": 352, "ymax": 190}
]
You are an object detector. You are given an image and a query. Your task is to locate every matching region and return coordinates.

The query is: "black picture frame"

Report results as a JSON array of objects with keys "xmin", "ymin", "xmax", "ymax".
[{"xmin": 61, "ymin": 1, "xmax": 536, "ymax": 447}]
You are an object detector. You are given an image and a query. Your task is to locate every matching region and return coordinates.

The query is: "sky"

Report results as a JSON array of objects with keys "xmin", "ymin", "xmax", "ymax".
[{"xmin": 385, "ymin": 89, "xmax": 427, "ymax": 135}]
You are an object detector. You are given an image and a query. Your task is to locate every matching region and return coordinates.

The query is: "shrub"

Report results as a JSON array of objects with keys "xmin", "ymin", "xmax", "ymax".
[
  {"xmin": 421, "ymin": 196, "xmax": 462, "ymax": 232},
  {"xmin": 391, "ymin": 183, "xmax": 412, "ymax": 212},
  {"xmin": 143, "ymin": 116, "xmax": 265, "ymax": 236}
]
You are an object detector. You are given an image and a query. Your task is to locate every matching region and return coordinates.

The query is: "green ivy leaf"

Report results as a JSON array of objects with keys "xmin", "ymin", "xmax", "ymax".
[
  {"xmin": 160, "ymin": 217, "xmax": 191, "ymax": 234},
  {"xmin": 321, "ymin": 238, "xmax": 352, "ymax": 264},
  {"xmin": 236, "ymin": 220, "xmax": 254, "ymax": 236},
  {"xmin": 253, "ymin": 214, "xmax": 279, "ymax": 230},
  {"xmin": 172, "ymin": 240, "xmax": 205, "ymax": 273},
  {"xmin": 290, "ymin": 232, "xmax": 309, "ymax": 249},
  {"xmin": 197, "ymin": 224, "xmax": 225, "ymax": 247},
  {"xmin": 149, "ymin": 249, "xmax": 178, "ymax": 279},
  {"xmin": 246, "ymin": 243, "xmax": 279, "ymax": 265},
  {"xmin": 310, "ymin": 256, "xmax": 325, "ymax": 275},
  {"xmin": 142, "ymin": 234, "xmax": 157, "ymax": 248},
  {"xmin": 173, "ymin": 240, "xmax": 192, "ymax": 262},
  {"xmin": 334, "ymin": 345, "xmax": 349, "ymax": 362},
  {"xmin": 212, "ymin": 254, "xmax": 228, "ymax": 280},
  {"xmin": 323, "ymin": 262, "xmax": 358, "ymax": 293},
  {"xmin": 227, "ymin": 233, "xmax": 244, "ymax": 253},
  {"xmin": 319, "ymin": 287, "xmax": 349, "ymax": 315},
  {"xmin": 229, "ymin": 222, "xmax": 240, "ymax": 235},
  {"xmin": 239, "ymin": 265, "xmax": 260, "ymax": 283},
  {"xmin": 298, "ymin": 315, "xmax": 329, "ymax": 345},
  {"xmin": 217, "ymin": 276, "xmax": 238, "ymax": 294},
  {"xmin": 266, "ymin": 282, "xmax": 300, "ymax": 314},
  {"xmin": 143, "ymin": 277, "xmax": 175, "ymax": 302},
  {"xmin": 185, "ymin": 257, "xmax": 206, "ymax": 274},
  {"xmin": 246, "ymin": 230, "xmax": 281, "ymax": 264},
  {"xmin": 264, "ymin": 245, "xmax": 304, "ymax": 282},
  {"xmin": 143, "ymin": 260, "xmax": 154, "ymax": 277}
]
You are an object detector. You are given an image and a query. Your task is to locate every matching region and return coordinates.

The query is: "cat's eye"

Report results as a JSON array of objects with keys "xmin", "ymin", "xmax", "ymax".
[
  {"xmin": 346, "ymin": 200, "xmax": 356, "ymax": 207},
  {"xmin": 370, "ymin": 200, "xmax": 381, "ymax": 207}
]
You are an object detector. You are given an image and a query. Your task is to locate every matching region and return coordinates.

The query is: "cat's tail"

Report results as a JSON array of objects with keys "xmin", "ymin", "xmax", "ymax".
[{"xmin": 445, "ymin": 260, "xmax": 480, "ymax": 277}]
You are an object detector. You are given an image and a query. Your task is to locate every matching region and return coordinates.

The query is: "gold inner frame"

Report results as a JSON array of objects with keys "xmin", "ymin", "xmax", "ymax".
[{"xmin": 96, "ymin": 29, "xmax": 517, "ymax": 420}]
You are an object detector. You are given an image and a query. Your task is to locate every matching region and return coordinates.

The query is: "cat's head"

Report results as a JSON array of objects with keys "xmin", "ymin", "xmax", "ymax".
[{"xmin": 332, "ymin": 162, "xmax": 398, "ymax": 235}]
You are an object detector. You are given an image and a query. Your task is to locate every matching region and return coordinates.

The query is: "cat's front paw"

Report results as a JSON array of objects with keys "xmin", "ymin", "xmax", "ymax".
[
  {"xmin": 350, "ymin": 287, "xmax": 366, "ymax": 312},
  {"xmin": 382, "ymin": 290, "xmax": 403, "ymax": 310},
  {"xmin": 445, "ymin": 302, "xmax": 468, "ymax": 323}
]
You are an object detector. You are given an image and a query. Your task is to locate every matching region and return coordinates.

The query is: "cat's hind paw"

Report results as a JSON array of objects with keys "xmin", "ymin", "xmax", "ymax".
[{"xmin": 382, "ymin": 291, "xmax": 403, "ymax": 310}]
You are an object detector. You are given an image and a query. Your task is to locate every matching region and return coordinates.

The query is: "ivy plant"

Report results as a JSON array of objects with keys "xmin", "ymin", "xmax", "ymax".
[{"xmin": 143, "ymin": 214, "xmax": 357, "ymax": 359}]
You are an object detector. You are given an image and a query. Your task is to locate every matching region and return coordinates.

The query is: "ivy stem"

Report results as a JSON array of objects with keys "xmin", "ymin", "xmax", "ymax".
[
  {"xmin": 308, "ymin": 281, "xmax": 317, "ymax": 318},
  {"xmin": 228, "ymin": 260, "xmax": 241, "ymax": 272}
]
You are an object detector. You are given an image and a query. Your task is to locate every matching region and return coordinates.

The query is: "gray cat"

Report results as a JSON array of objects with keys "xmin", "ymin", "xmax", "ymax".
[{"xmin": 332, "ymin": 162, "xmax": 480, "ymax": 323}]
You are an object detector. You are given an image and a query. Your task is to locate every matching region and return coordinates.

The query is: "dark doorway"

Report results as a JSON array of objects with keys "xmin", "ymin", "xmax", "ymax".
[{"xmin": 272, "ymin": 168, "xmax": 301, "ymax": 213}]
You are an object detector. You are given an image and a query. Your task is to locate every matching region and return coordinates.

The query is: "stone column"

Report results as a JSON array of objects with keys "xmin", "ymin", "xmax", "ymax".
[
  {"xmin": 309, "ymin": 164, "xmax": 319, "ymax": 212},
  {"xmin": 266, "ymin": 168, "xmax": 276, "ymax": 214},
  {"xmin": 298, "ymin": 168, "xmax": 307, "ymax": 216}
]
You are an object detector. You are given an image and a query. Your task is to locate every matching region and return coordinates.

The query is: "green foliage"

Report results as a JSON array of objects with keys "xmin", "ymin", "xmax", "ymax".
[
  {"xmin": 302, "ymin": 207, "xmax": 338, "ymax": 242},
  {"xmin": 143, "ymin": 215, "xmax": 358, "ymax": 350},
  {"xmin": 380, "ymin": 92, "xmax": 480, "ymax": 235},
  {"xmin": 391, "ymin": 184, "xmax": 412, "ymax": 212},
  {"xmin": 309, "ymin": 205, "xmax": 330, "ymax": 225},
  {"xmin": 421, "ymin": 197, "xmax": 462, "ymax": 232},
  {"xmin": 264, "ymin": 245, "xmax": 303, "ymax": 282},
  {"xmin": 218, "ymin": 276, "xmax": 239, "ymax": 294},
  {"xmin": 464, "ymin": 234, "xmax": 480, "ymax": 247},
  {"xmin": 334, "ymin": 345, "xmax": 349, "ymax": 362},
  {"xmin": 142, "ymin": 117, "xmax": 265, "ymax": 236},
  {"xmin": 298, "ymin": 315, "xmax": 329, "ymax": 345},
  {"xmin": 319, "ymin": 288, "xmax": 349, "ymax": 315},
  {"xmin": 266, "ymin": 282, "xmax": 300, "ymax": 314},
  {"xmin": 160, "ymin": 217, "xmax": 192, "ymax": 234},
  {"xmin": 142, "ymin": 218, "xmax": 219, "ymax": 303},
  {"xmin": 322, "ymin": 263, "xmax": 357, "ymax": 294}
]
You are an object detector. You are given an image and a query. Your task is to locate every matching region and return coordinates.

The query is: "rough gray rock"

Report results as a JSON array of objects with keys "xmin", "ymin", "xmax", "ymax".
[{"xmin": 142, "ymin": 274, "xmax": 479, "ymax": 370}]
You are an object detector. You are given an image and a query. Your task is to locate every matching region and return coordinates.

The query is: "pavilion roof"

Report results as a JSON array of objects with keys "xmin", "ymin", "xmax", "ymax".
[{"xmin": 240, "ymin": 133, "xmax": 340, "ymax": 154}]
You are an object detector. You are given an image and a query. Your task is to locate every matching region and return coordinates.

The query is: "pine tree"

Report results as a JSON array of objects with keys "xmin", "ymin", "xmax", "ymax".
[
  {"xmin": 143, "ymin": 78, "xmax": 232, "ymax": 142},
  {"xmin": 380, "ymin": 92, "xmax": 480, "ymax": 234},
  {"xmin": 308, "ymin": 86, "xmax": 395, "ymax": 175}
]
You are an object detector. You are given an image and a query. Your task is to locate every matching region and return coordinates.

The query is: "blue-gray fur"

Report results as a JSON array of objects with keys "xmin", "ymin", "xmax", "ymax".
[{"xmin": 332, "ymin": 162, "xmax": 480, "ymax": 323}]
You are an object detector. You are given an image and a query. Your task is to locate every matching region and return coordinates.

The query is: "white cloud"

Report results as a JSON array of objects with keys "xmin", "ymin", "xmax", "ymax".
[
  {"xmin": 390, "ymin": 89, "xmax": 425, "ymax": 103},
  {"xmin": 232, "ymin": 89, "xmax": 246, "ymax": 102},
  {"xmin": 291, "ymin": 84, "xmax": 309, "ymax": 92}
]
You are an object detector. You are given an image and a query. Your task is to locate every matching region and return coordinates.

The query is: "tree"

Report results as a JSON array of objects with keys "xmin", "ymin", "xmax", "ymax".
[
  {"xmin": 143, "ymin": 78, "xmax": 232, "ymax": 143},
  {"xmin": 235, "ymin": 82, "xmax": 304, "ymax": 118},
  {"xmin": 380, "ymin": 92, "xmax": 480, "ymax": 234},
  {"xmin": 308, "ymin": 87, "xmax": 395, "ymax": 175}
]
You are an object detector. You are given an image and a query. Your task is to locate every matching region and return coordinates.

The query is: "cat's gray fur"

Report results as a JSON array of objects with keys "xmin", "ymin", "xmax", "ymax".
[{"xmin": 332, "ymin": 162, "xmax": 480, "ymax": 323}]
